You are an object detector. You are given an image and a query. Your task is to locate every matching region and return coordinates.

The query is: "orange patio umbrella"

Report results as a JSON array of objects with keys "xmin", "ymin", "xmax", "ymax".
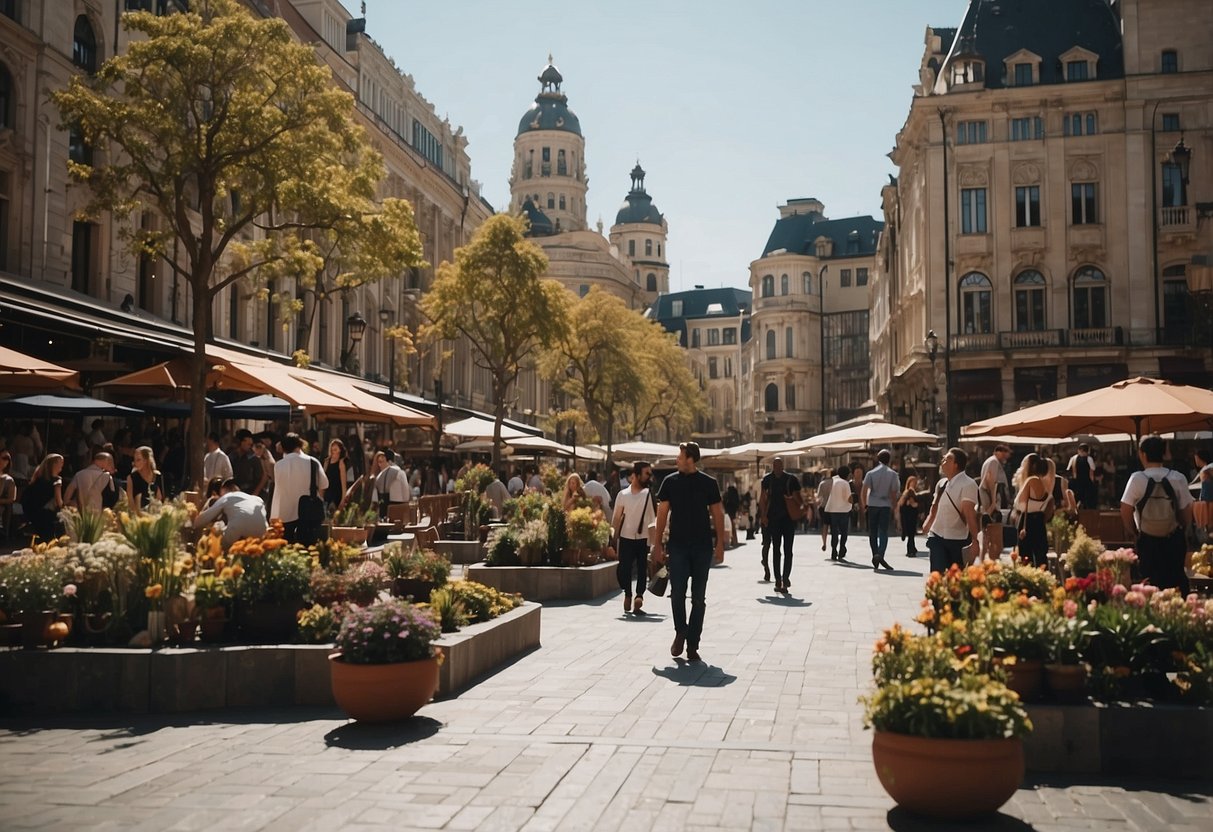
[
  {"xmin": 0, "ymin": 345, "xmax": 81, "ymax": 393},
  {"xmin": 962, "ymin": 377, "xmax": 1213, "ymax": 441}
]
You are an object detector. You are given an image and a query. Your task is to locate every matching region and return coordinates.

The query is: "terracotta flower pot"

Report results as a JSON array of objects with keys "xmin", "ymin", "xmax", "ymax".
[
  {"xmin": 198, "ymin": 609, "xmax": 228, "ymax": 643},
  {"xmin": 329, "ymin": 652, "xmax": 440, "ymax": 722},
  {"xmin": 329, "ymin": 526, "xmax": 368, "ymax": 546},
  {"xmin": 390, "ymin": 578, "xmax": 437, "ymax": 603},
  {"xmin": 872, "ymin": 731, "xmax": 1024, "ymax": 820},
  {"xmin": 1003, "ymin": 659, "xmax": 1044, "ymax": 702},
  {"xmin": 1044, "ymin": 663, "xmax": 1087, "ymax": 703}
]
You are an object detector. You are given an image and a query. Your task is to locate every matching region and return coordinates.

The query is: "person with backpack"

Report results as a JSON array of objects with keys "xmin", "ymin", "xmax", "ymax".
[{"xmin": 1120, "ymin": 435, "xmax": 1193, "ymax": 595}]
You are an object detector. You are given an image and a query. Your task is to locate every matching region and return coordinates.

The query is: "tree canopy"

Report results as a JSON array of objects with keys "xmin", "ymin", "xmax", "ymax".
[
  {"xmin": 53, "ymin": 0, "xmax": 423, "ymax": 485},
  {"xmin": 421, "ymin": 214, "xmax": 571, "ymax": 465}
]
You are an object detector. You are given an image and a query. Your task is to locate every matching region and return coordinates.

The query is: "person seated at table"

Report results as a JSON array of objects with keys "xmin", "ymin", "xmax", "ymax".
[
  {"xmin": 563, "ymin": 473, "xmax": 589, "ymax": 513},
  {"xmin": 126, "ymin": 446, "xmax": 165, "ymax": 513},
  {"xmin": 193, "ymin": 479, "xmax": 268, "ymax": 547}
]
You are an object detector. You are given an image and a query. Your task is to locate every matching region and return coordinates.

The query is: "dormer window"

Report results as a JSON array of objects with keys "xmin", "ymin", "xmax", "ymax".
[
  {"xmin": 1060, "ymin": 47, "xmax": 1098, "ymax": 82},
  {"xmin": 1003, "ymin": 50, "xmax": 1041, "ymax": 87},
  {"xmin": 814, "ymin": 236, "xmax": 833, "ymax": 258},
  {"xmin": 951, "ymin": 59, "xmax": 984, "ymax": 86}
]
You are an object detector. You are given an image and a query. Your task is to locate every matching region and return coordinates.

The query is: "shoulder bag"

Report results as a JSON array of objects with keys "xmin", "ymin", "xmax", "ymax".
[
  {"xmin": 296, "ymin": 458, "xmax": 325, "ymax": 545},
  {"xmin": 784, "ymin": 475, "xmax": 807, "ymax": 521}
]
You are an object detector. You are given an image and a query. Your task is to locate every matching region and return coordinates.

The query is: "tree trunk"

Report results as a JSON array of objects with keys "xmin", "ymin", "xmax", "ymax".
[
  {"xmin": 188, "ymin": 268, "xmax": 212, "ymax": 491},
  {"xmin": 490, "ymin": 374, "xmax": 507, "ymax": 468}
]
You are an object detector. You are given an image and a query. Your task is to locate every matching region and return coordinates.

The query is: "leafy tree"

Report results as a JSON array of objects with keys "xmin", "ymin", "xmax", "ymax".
[
  {"xmin": 52, "ymin": 0, "xmax": 421, "ymax": 486},
  {"xmin": 421, "ymin": 214, "xmax": 571, "ymax": 465},
  {"xmin": 541, "ymin": 288, "xmax": 647, "ymax": 463},
  {"xmin": 620, "ymin": 325, "xmax": 704, "ymax": 443}
]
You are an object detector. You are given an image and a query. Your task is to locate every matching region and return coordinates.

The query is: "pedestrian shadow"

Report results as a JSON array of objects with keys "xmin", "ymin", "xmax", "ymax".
[
  {"xmin": 651, "ymin": 663, "xmax": 736, "ymax": 688},
  {"xmin": 619, "ymin": 613, "xmax": 666, "ymax": 623},
  {"xmin": 323, "ymin": 715, "xmax": 443, "ymax": 750},
  {"xmin": 887, "ymin": 808, "xmax": 1036, "ymax": 830},
  {"xmin": 756, "ymin": 596, "xmax": 812, "ymax": 607},
  {"xmin": 878, "ymin": 568, "xmax": 925, "ymax": 577},
  {"xmin": 831, "ymin": 559, "xmax": 871, "ymax": 570}
]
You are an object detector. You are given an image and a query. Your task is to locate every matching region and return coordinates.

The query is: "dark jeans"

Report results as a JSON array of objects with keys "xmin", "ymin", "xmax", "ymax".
[
  {"xmin": 867, "ymin": 506, "xmax": 892, "ymax": 559},
  {"xmin": 668, "ymin": 541, "xmax": 713, "ymax": 650},
  {"xmin": 828, "ymin": 511, "xmax": 850, "ymax": 557},
  {"xmin": 617, "ymin": 537, "xmax": 649, "ymax": 596},
  {"xmin": 1136, "ymin": 530, "xmax": 1189, "ymax": 596},
  {"xmin": 927, "ymin": 535, "xmax": 966, "ymax": 574},
  {"xmin": 769, "ymin": 518, "xmax": 795, "ymax": 584}
]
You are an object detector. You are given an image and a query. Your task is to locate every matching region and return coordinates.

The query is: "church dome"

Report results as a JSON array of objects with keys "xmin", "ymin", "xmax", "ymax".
[
  {"xmin": 614, "ymin": 163, "xmax": 663, "ymax": 226},
  {"xmin": 517, "ymin": 57, "xmax": 582, "ymax": 137}
]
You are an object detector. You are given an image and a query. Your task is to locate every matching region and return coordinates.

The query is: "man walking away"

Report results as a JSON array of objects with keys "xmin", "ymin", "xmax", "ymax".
[
  {"xmin": 1068, "ymin": 443, "xmax": 1097, "ymax": 509},
  {"xmin": 922, "ymin": 448, "xmax": 981, "ymax": 574},
  {"xmin": 861, "ymin": 449, "xmax": 900, "ymax": 571},
  {"xmin": 979, "ymin": 444, "xmax": 1012, "ymax": 562},
  {"xmin": 758, "ymin": 456, "xmax": 802, "ymax": 594},
  {"xmin": 823, "ymin": 465, "xmax": 853, "ymax": 560},
  {"xmin": 652, "ymin": 442, "xmax": 724, "ymax": 664},
  {"xmin": 1121, "ymin": 435, "xmax": 1193, "ymax": 595},
  {"xmin": 271, "ymin": 433, "xmax": 327, "ymax": 544},
  {"xmin": 612, "ymin": 461, "xmax": 655, "ymax": 615},
  {"xmin": 817, "ymin": 473, "xmax": 833, "ymax": 553}
]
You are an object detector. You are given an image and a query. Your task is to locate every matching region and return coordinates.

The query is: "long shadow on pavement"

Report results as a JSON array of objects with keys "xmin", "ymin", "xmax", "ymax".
[
  {"xmin": 832, "ymin": 559, "xmax": 873, "ymax": 570},
  {"xmin": 1022, "ymin": 772, "xmax": 1213, "ymax": 801},
  {"xmin": 756, "ymin": 596, "xmax": 812, "ymax": 607},
  {"xmin": 876, "ymin": 568, "xmax": 925, "ymax": 578},
  {"xmin": 887, "ymin": 808, "xmax": 1036, "ymax": 831},
  {"xmin": 651, "ymin": 663, "xmax": 736, "ymax": 688},
  {"xmin": 324, "ymin": 715, "xmax": 443, "ymax": 750},
  {"xmin": 0, "ymin": 706, "xmax": 342, "ymax": 738}
]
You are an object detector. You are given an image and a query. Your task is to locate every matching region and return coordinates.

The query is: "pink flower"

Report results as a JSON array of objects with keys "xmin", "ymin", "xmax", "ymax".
[
  {"xmin": 63, "ymin": 584, "xmax": 77, "ymax": 597},
  {"xmin": 1124, "ymin": 591, "xmax": 1146, "ymax": 608},
  {"xmin": 1063, "ymin": 600, "xmax": 1078, "ymax": 619},
  {"xmin": 1111, "ymin": 584, "xmax": 1127, "ymax": 599}
]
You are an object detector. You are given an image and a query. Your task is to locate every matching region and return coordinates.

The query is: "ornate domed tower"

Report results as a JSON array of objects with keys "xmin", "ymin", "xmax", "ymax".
[
  {"xmin": 509, "ymin": 57, "xmax": 588, "ymax": 234},
  {"xmin": 609, "ymin": 162, "xmax": 669, "ymax": 304}
]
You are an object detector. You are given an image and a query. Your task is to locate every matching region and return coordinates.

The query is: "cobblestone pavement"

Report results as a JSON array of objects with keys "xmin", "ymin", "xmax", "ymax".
[{"xmin": 2, "ymin": 533, "xmax": 1211, "ymax": 831}]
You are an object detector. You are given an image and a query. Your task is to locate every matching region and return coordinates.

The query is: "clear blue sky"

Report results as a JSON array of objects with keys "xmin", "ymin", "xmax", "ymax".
[{"xmin": 356, "ymin": 0, "xmax": 965, "ymax": 292}]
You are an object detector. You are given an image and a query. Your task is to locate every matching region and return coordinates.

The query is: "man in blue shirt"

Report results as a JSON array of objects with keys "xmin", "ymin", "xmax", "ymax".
[{"xmin": 861, "ymin": 449, "xmax": 901, "ymax": 572}]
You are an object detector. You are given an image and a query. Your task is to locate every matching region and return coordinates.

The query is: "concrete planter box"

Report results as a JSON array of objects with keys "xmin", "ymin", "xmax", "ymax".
[
  {"xmin": 1025, "ymin": 703, "xmax": 1213, "ymax": 779},
  {"xmin": 0, "ymin": 603, "xmax": 540, "ymax": 715},
  {"xmin": 465, "ymin": 561, "xmax": 617, "ymax": 601},
  {"xmin": 434, "ymin": 539, "xmax": 484, "ymax": 564}
]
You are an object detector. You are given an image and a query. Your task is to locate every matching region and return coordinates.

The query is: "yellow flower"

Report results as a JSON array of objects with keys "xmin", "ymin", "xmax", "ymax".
[
  {"xmin": 219, "ymin": 567, "xmax": 234, "ymax": 580},
  {"xmin": 230, "ymin": 564, "xmax": 244, "ymax": 577}
]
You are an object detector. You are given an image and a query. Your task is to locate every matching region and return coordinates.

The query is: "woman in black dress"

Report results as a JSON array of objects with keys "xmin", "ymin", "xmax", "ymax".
[
  {"xmin": 22, "ymin": 453, "xmax": 65, "ymax": 542},
  {"xmin": 897, "ymin": 475, "xmax": 921, "ymax": 557},
  {"xmin": 1013, "ymin": 454, "xmax": 1051, "ymax": 568},
  {"xmin": 126, "ymin": 446, "xmax": 164, "ymax": 513},
  {"xmin": 324, "ymin": 439, "xmax": 348, "ymax": 510}
]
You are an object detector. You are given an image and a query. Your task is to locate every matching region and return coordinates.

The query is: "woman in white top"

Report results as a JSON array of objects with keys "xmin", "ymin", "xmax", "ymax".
[
  {"xmin": 824, "ymin": 465, "xmax": 854, "ymax": 561},
  {"xmin": 1012, "ymin": 454, "xmax": 1052, "ymax": 568}
]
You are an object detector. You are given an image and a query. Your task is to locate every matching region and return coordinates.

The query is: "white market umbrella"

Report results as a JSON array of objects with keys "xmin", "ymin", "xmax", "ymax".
[
  {"xmin": 443, "ymin": 415, "xmax": 532, "ymax": 440},
  {"xmin": 791, "ymin": 421, "xmax": 939, "ymax": 451}
]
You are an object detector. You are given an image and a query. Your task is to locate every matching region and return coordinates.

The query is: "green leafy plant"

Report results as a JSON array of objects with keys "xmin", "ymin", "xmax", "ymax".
[
  {"xmin": 872, "ymin": 623, "xmax": 987, "ymax": 686},
  {"xmin": 383, "ymin": 544, "xmax": 451, "ymax": 584},
  {"xmin": 862, "ymin": 673, "xmax": 1033, "ymax": 740},
  {"xmin": 309, "ymin": 538, "xmax": 360, "ymax": 573},
  {"xmin": 332, "ymin": 504, "xmax": 377, "ymax": 527},
  {"xmin": 507, "ymin": 492, "xmax": 551, "ymax": 524},
  {"xmin": 61, "ymin": 507, "xmax": 109, "ymax": 544},
  {"xmin": 1047, "ymin": 513, "xmax": 1077, "ymax": 559},
  {"xmin": 1064, "ymin": 526, "xmax": 1103, "ymax": 576},
  {"xmin": 233, "ymin": 548, "xmax": 312, "ymax": 605},
  {"xmin": 539, "ymin": 463, "xmax": 564, "ymax": 494},
  {"xmin": 544, "ymin": 502, "xmax": 567, "ymax": 564},
  {"xmin": 485, "ymin": 526, "xmax": 520, "ymax": 566},
  {"xmin": 977, "ymin": 603, "xmax": 1058, "ymax": 663},
  {"xmin": 427, "ymin": 587, "xmax": 468, "ymax": 633},
  {"xmin": 455, "ymin": 463, "xmax": 496, "ymax": 495},
  {"xmin": 333, "ymin": 598, "xmax": 441, "ymax": 664},
  {"xmin": 345, "ymin": 560, "xmax": 387, "ymax": 605},
  {"xmin": 297, "ymin": 603, "xmax": 339, "ymax": 643},
  {"xmin": 565, "ymin": 507, "xmax": 610, "ymax": 551},
  {"xmin": 1002, "ymin": 564, "xmax": 1058, "ymax": 601},
  {"xmin": 192, "ymin": 572, "xmax": 232, "ymax": 612}
]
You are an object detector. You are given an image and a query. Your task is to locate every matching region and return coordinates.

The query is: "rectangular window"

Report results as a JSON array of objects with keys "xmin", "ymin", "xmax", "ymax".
[
  {"xmin": 961, "ymin": 188, "xmax": 987, "ymax": 234},
  {"xmin": 1071, "ymin": 183, "xmax": 1098, "ymax": 224},
  {"xmin": 627, "ymin": 240, "xmax": 635, "ymax": 256},
  {"xmin": 1066, "ymin": 61, "xmax": 1089, "ymax": 81},
  {"xmin": 1015, "ymin": 186, "xmax": 1041, "ymax": 227},
  {"xmin": 1015, "ymin": 288, "xmax": 1046, "ymax": 331},
  {"xmin": 1162, "ymin": 163, "xmax": 1186, "ymax": 207},
  {"xmin": 691, "ymin": 328, "xmax": 700, "ymax": 348},
  {"xmin": 724, "ymin": 357, "xmax": 733, "ymax": 378},
  {"xmin": 707, "ymin": 328, "xmax": 720, "ymax": 346},
  {"xmin": 411, "ymin": 121, "xmax": 443, "ymax": 169},
  {"xmin": 708, "ymin": 357, "xmax": 718, "ymax": 379},
  {"xmin": 542, "ymin": 147, "xmax": 550, "ymax": 162},
  {"xmin": 645, "ymin": 239, "xmax": 652, "ymax": 256},
  {"xmin": 956, "ymin": 120, "xmax": 988, "ymax": 145},
  {"xmin": 1014, "ymin": 63, "xmax": 1034, "ymax": 86},
  {"xmin": 962, "ymin": 289, "xmax": 992, "ymax": 335},
  {"xmin": 840, "ymin": 269, "xmax": 852, "ymax": 287},
  {"xmin": 1064, "ymin": 111, "xmax": 1099, "ymax": 136},
  {"xmin": 1074, "ymin": 285, "xmax": 1106, "ymax": 329},
  {"xmin": 1161, "ymin": 113, "xmax": 1181, "ymax": 132},
  {"xmin": 671, "ymin": 300, "xmax": 682, "ymax": 316},
  {"xmin": 71, "ymin": 221, "xmax": 94, "ymax": 295},
  {"xmin": 1161, "ymin": 50, "xmax": 1178, "ymax": 73},
  {"xmin": 722, "ymin": 327, "xmax": 737, "ymax": 345},
  {"xmin": 1010, "ymin": 116, "xmax": 1043, "ymax": 141},
  {"xmin": 856, "ymin": 268, "xmax": 868, "ymax": 287}
]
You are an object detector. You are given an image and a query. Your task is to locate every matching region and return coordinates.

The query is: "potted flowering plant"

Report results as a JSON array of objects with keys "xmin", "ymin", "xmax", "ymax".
[
  {"xmin": 344, "ymin": 560, "xmax": 387, "ymax": 605},
  {"xmin": 485, "ymin": 526, "xmax": 520, "ymax": 566},
  {"xmin": 0, "ymin": 553, "xmax": 70, "ymax": 649},
  {"xmin": 63, "ymin": 533, "xmax": 138, "ymax": 641},
  {"xmin": 1063, "ymin": 526, "xmax": 1103, "ymax": 577},
  {"xmin": 329, "ymin": 505, "xmax": 375, "ymax": 546},
  {"xmin": 230, "ymin": 524, "xmax": 311, "ymax": 643},
  {"xmin": 329, "ymin": 598, "xmax": 443, "ymax": 722},
  {"xmin": 384, "ymin": 543, "xmax": 450, "ymax": 601},
  {"xmin": 863, "ymin": 622, "xmax": 1032, "ymax": 820},
  {"xmin": 515, "ymin": 518, "xmax": 549, "ymax": 566},
  {"xmin": 192, "ymin": 573, "xmax": 232, "ymax": 641},
  {"xmin": 563, "ymin": 507, "xmax": 610, "ymax": 566},
  {"xmin": 976, "ymin": 602, "xmax": 1059, "ymax": 701},
  {"xmin": 1097, "ymin": 547, "xmax": 1138, "ymax": 587}
]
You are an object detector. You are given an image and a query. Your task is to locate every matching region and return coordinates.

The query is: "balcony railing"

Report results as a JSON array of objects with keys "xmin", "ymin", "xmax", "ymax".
[
  {"xmin": 949, "ymin": 327, "xmax": 1130, "ymax": 352},
  {"xmin": 1161, "ymin": 206, "xmax": 1192, "ymax": 227}
]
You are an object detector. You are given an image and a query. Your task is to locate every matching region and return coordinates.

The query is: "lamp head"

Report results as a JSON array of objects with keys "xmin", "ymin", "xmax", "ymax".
[
  {"xmin": 925, "ymin": 329, "xmax": 939, "ymax": 361},
  {"xmin": 346, "ymin": 311, "xmax": 367, "ymax": 344},
  {"xmin": 1170, "ymin": 134, "xmax": 1191, "ymax": 184}
]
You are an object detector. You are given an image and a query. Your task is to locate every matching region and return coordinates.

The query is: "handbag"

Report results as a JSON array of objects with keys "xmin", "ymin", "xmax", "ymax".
[
  {"xmin": 647, "ymin": 565, "xmax": 669, "ymax": 597},
  {"xmin": 296, "ymin": 458, "xmax": 325, "ymax": 545},
  {"xmin": 782, "ymin": 475, "xmax": 807, "ymax": 521}
]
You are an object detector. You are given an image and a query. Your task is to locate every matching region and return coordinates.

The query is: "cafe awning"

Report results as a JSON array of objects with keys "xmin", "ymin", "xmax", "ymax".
[{"xmin": 0, "ymin": 346, "xmax": 81, "ymax": 394}]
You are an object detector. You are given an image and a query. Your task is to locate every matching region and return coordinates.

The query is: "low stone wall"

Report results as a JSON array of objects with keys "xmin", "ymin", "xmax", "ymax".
[
  {"xmin": 433, "ymin": 539, "xmax": 484, "ymax": 565},
  {"xmin": 0, "ymin": 602, "xmax": 541, "ymax": 715},
  {"xmin": 1025, "ymin": 703, "xmax": 1213, "ymax": 779},
  {"xmin": 465, "ymin": 561, "xmax": 617, "ymax": 601}
]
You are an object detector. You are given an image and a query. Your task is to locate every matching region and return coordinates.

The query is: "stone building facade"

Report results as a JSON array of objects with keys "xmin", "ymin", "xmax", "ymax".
[
  {"xmin": 871, "ymin": 0, "xmax": 1213, "ymax": 443},
  {"xmin": 746, "ymin": 198, "xmax": 882, "ymax": 442}
]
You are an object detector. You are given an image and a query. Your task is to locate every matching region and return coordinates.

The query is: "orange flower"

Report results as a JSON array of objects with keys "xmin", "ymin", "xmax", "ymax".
[
  {"xmin": 991, "ymin": 587, "xmax": 1006, "ymax": 601},
  {"xmin": 219, "ymin": 567, "xmax": 234, "ymax": 580},
  {"xmin": 144, "ymin": 583, "xmax": 163, "ymax": 599},
  {"xmin": 230, "ymin": 564, "xmax": 244, "ymax": 577},
  {"xmin": 970, "ymin": 587, "xmax": 987, "ymax": 600}
]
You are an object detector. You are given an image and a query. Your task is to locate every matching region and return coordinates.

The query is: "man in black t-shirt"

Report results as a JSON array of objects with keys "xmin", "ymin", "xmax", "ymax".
[
  {"xmin": 759, "ymin": 457, "xmax": 802, "ymax": 594},
  {"xmin": 653, "ymin": 441, "xmax": 725, "ymax": 663}
]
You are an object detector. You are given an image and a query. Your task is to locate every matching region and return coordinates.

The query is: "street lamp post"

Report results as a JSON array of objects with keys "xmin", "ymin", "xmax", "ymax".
[
  {"xmin": 925, "ymin": 329, "xmax": 940, "ymax": 438},
  {"xmin": 565, "ymin": 425, "xmax": 577, "ymax": 471},
  {"xmin": 432, "ymin": 377, "xmax": 444, "ymax": 461},
  {"xmin": 379, "ymin": 307, "xmax": 395, "ymax": 400},
  {"xmin": 339, "ymin": 311, "xmax": 367, "ymax": 374}
]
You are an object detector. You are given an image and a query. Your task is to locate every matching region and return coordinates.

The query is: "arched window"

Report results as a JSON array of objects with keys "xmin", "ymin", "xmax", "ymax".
[
  {"xmin": 786, "ymin": 383, "xmax": 796, "ymax": 410},
  {"xmin": 546, "ymin": 193, "xmax": 555, "ymax": 209},
  {"xmin": 1072, "ymin": 266, "xmax": 1107, "ymax": 329},
  {"xmin": 557, "ymin": 149, "xmax": 567, "ymax": 175},
  {"xmin": 761, "ymin": 275, "xmax": 774, "ymax": 298},
  {"xmin": 765, "ymin": 329, "xmax": 776, "ymax": 360},
  {"xmin": 0, "ymin": 63, "xmax": 12, "ymax": 130},
  {"xmin": 764, "ymin": 383, "xmax": 779, "ymax": 412},
  {"xmin": 558, "ymin": 194, "xmax": 566, "ymax": 210},
  {"xmin": 959, "ymin": 272, "xmax": 992, "ymax": 334},
  {"xmin": 785, "ymin": 327, "xmax": 793, "ymax": 358},
  {"xmin": 1013, "ymin": 270, "xmax": 1046, "ymax": 331},
  {"xmin": 646, "ymin": 273, "xmax": 657, "ymax": 292},
  {"xmin": 73, "ymin": 15, "xmax": 98, "ymax": 73},
  {"xmin": 780, "ymin": 274, "xmax": 789, "ymax": 295},
  {"xmin": 802, "ymin": 271, "xmax": 812, "ymax": 295}
]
